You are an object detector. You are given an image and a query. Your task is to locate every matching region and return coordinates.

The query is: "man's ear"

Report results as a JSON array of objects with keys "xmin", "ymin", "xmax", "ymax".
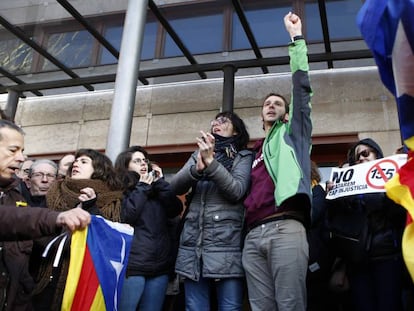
[{"xmin": 283, "ymin": 113, "xmax": 289, "ymax": 123}]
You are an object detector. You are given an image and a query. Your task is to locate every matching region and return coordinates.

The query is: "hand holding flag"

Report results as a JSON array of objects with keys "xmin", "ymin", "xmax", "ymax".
[{"xmin": 61, "ymin": 216, "xmax": 133, "ymax": 311}]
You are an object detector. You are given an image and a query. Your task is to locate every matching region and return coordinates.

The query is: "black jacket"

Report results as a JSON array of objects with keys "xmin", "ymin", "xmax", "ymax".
[
  {"xmin": 326, "ymin": 191, "xmax": 406, "ymax": 261},
  {"xmin": 121, "ymin": 178, "xmax": 182, "ymax": 277}
]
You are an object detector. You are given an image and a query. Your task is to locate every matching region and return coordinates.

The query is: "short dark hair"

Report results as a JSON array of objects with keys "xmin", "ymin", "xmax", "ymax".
[
  {"xmin": 263, "ymin": 92, "xmax": 289, "ymax": 114},
  {"xmin": 213, "ymin": 111, "xmax": 250, "ymax": 150},
  {"xmin": 0, "ymin": 119, "xmax": 24, "ymax": 141}
]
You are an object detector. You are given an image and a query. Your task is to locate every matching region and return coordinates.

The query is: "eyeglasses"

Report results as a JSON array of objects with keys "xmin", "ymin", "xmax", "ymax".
[
  {"xmin": 31, "ymin": 172, "xmax": 56, "ymax": 180},
  {"xmin": 131, "ymin": 158, "xmax": 149, "ymax": 165},
  {"xmin": 210, "ymin": 116, "xmax": 229, "ymax": 127},
  {"xmin": 356, "ymin": 149, "xmax": 372, "ymax": 159}
]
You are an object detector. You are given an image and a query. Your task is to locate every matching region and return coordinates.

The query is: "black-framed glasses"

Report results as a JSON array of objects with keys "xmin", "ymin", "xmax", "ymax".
[
  {"xmin": 356, "ymin": 149, "xmax": 372, "ymax": 159},
  {"xmin": 131, "ymin": 158, "xmax": 149, "ymax": 165},
  {"xmin": 31, "ymin": 172, "xmax": 56, "ymax": 180},
  {"xmin": 210, "ymin": 116, "xmax": 229, "ymax": 126}
]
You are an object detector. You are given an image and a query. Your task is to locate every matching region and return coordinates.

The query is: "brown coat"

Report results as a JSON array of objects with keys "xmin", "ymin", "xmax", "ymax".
[
  {"xmin": 0, "ymin": 206, "xmax": 59, "ymax": 241},
  {"xmin": 0, "ymin": 177, "xmax": 58, "ymax": 311}
]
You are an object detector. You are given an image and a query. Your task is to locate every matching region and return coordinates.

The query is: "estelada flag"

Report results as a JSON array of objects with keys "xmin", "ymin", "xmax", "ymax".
[
  {"xmin": 357, "ymin": 0, "xmax": 414, "ymax": 149},
  {"xmin": 61, "ymin": 215, "xmax": 134, "ymax": 311},
  {"xmin": 357, "ymin": 0, "xmax": 414, "ymax": 281}
]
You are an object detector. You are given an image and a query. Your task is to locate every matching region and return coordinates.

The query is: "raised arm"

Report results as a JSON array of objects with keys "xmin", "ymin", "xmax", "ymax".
[
  {"xmin": 284, "ymin": 12, "xmax": 303, "ymax": 40},
  {"xmin": 285, "ymin": 12, "xmax": 312, "ymax": 163}
]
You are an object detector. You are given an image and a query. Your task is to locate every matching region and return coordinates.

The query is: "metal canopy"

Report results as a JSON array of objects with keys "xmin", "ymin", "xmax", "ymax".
[
  {"xmin": 232, "ymin": 0, "xmax": 269, "ymax": 74},
  {"xmin": 55, "ymin": 0, "xmax": 149, "ymax": 86},
  {"xmin": 1, "ymin": 48, "xmax": 372, "ymax": 93},
  {"xmin": 148, "ymin": 0, "xmax": 207, "ymax": 80},
  {"xmin": 0, "ymin": 0, "xmax": 372, "ymax": 96},
  {"xmin": 0, "ymin": 15, "xmax": 94, "ymax": 92}
]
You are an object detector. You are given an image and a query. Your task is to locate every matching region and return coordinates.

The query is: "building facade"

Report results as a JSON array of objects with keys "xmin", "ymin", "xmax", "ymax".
[{"xmin": 0, "ymin": 0, "xmax": 401, "ymax": 173}]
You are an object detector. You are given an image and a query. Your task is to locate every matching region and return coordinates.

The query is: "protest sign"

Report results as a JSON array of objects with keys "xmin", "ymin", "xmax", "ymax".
[{"xmin": 326, "ymin": 154, "xmax": 407, "ymax": 200}]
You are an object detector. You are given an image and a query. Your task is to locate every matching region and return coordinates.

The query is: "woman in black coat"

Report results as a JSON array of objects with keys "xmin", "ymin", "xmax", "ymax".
[{"xmin": 115, "ymin": 146, "xmax": 182, "ymax": 311}]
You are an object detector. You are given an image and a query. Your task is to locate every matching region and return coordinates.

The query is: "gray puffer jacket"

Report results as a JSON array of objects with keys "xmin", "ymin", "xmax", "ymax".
[{"xmin": 170, "ymin": 149, "xmax": 253, "ymax": 281}]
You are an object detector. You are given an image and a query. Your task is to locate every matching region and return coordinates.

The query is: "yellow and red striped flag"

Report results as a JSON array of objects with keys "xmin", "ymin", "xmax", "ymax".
[{"xmin": 61, "ymin": 216, "xmax": 133, "ymax": 311}]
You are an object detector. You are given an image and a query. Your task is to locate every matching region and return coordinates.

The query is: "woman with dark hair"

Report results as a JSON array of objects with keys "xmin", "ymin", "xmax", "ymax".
[
  {"xmin": 115, "ymin": 146, "xmax": 148, "ymax": 192},
  {"xmin": 46, "ymin": 148, "xmax": 123, "ymax": 221},
  {"xmin": 31, "ymin": 148, "xmax": 123, "ymax": 310},
  {"xmin": 170, "ymin": 111, "xmax": 253, "ymax": 310},
  {"xmin": 115, "ymin": 146, "xmax": 183, "ymax": 311}
]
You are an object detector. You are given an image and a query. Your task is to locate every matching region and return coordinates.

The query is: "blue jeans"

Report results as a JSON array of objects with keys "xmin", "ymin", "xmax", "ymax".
[
  {"xmin": 184, "ymin": 277, "xmax": 244, "ymax": 311},
  {"xmin": 242, "ymin": 219, "xmax": 308, "ymax": 311},
  {"xmin": 119, "ymin": 274, "xmax": 169, "ymax": 311}
]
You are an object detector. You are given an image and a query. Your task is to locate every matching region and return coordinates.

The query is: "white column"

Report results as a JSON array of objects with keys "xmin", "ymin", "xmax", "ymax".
[{"xmin": 106, "ymin": 0, "xmax": 148, "ymax": 162}]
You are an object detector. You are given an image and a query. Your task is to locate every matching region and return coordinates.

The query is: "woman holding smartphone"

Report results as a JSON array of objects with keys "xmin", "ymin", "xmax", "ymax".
[{"xmin": 115, "ymin": 146, "xmax": 182, "ymax": 311}]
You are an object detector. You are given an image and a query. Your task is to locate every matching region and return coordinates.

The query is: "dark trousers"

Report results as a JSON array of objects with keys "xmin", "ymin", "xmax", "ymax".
[{"xmin": 349, "ymin": 256, "xmax": 404, "ymax": 311}]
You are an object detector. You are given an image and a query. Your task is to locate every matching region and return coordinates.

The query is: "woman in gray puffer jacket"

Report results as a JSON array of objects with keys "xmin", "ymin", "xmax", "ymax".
[{"xmin": 170, "ymin": 111, "xmax": 253, "ymax": 311}]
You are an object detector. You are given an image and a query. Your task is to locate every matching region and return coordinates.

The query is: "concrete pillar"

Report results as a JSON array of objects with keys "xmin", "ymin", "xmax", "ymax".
[
  {"xmin": 222, "ymin": 64, "xmax": 237, "ymax": 112},
  {"xmin": 106, "ymin": 0, "xmax": 148, "ymax": 162},
  {"xmin": 5, "ymin": 89, "xmax": 19, "ymax": 121}
]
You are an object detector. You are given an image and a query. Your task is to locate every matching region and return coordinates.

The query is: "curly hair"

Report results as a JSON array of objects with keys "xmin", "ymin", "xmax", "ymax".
[{"xmin": 68, "ymin": 148, "xmax": 122, "ymax": 190}]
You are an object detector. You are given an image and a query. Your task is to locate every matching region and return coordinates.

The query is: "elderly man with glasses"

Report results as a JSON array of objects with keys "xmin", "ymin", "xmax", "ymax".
[{"xmin": 24, "ymin": 159, "xmax": 58, "ymax": 207}]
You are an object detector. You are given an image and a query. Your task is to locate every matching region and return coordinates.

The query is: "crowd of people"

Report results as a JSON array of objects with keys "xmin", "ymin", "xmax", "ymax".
[{"xmin": 0, "ymin": 12, "xmax": 412, "ymax": 311}]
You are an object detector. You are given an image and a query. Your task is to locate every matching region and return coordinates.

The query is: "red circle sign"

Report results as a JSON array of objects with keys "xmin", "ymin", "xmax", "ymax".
[{"xmin": 365, "ymin": 159, "xmax": 399, "ymax": 189}]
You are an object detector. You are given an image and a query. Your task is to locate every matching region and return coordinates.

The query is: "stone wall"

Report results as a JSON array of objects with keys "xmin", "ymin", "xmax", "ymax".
[{"xmin": 7, "ymin": 66, "xmax": 401, "ymax": 159}]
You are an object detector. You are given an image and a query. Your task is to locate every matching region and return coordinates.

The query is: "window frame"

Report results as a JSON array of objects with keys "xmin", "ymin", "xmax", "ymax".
[{"xmin": 0, "ymin": 0, "xmax": 364, "ymax": 75}]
